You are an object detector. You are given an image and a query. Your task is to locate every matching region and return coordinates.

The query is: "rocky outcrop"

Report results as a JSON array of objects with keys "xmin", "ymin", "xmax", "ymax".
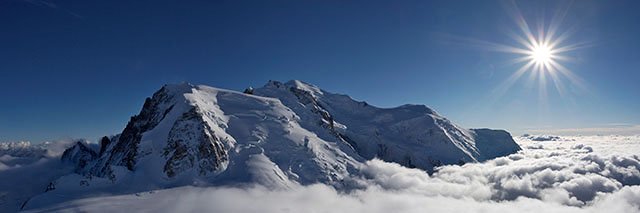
[
  {"xmin": 98, "ymin": 136, "xmax": 110, "ymax": 156},
  {"xmin": 162, "ymin": 107, "xmax": 228, "ymax": 178},
  {"xmin": 108, "ymin": 86, "xmax": 177, "ymax": 171},
  {"xmin": 78, "ymin": 85, "xmax": 191, "ymax": 179},
  {"xmin": 61, "ymin": 141, "xmax": 98, "ymax": 173}
]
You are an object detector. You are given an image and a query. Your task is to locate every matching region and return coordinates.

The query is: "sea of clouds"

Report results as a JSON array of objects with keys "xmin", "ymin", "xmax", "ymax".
[
  {"xmin": 0, "ymin": 140, "xmax": 78, "ymax": 212},
  {"xmin": 6, "ymin": 135, "xmax": 640, "ymax": 213}
]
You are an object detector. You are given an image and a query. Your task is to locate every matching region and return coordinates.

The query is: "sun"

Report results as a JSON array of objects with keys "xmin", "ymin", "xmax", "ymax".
[
  {"xmin": 531, "ymin": 42, "xmax": 553, "ymax": 65},
  {"xmin": 476, "ymin": 2, "xmax": 591, "ymax": 101}
]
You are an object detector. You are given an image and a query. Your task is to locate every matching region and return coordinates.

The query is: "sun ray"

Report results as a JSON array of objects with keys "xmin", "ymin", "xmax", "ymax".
[
  {"xmin": 507, "ymin": 56, "xmax": 534, "ymax": 66},
  {"xmin": 544, "ymin": 1, "xmax": 572, "ymax": 46},
  {"xmin": 508, "ymin": 30, "xmax": 536, "ymax": 51},
  {"xmin": 550, "ymin": 54, "xmax": 573, "ymax": 62},
  {"xmin": 548, "ymin": 60, "xmax": 588, "ymax": 92},
  {"xmin": 547, "ymin": 66, "xmax": 567, "ymax": 97},
  {"xmin": 491, "ymin": 60, "xmax": 535, "ymax": 97},
  {"xmin": 437, "ymin": 33, "xmax": 533, "ymax": 55},
  {"xmin": 538, "ymin": 65, "xmax": 548, "ymax": 104},
  {"xmin": 550, "ymin": 41, "xmax": 592, "ymax": 54},
  {"xmin": 547, "ymin": 26, "xmax": 577, "ymax": 48}
]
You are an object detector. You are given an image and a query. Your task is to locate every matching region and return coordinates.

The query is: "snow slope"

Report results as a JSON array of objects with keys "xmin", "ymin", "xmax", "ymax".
[
  {"xmin": 255, "ymin": 80, "xmax": 520, "ymax": 171},
  {"xmin": 19, "ymin": 80, "xmax": 520, "ymax": 210}
]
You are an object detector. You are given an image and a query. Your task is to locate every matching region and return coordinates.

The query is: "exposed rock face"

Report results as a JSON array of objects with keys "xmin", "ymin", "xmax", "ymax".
[
  {"xmin": 98, "ymin": 136, "xmax": 110, "ymax": 156},
  {"xmin": 61, "ymin": 141, "xmax": 98, "ymax": 173},
  {"xmin": 243, "ymin": 87, "xmax": 254, "ymax": 94},
  {"xmin": 163, "ymin": 107, "xmax": 228, "ymax": 178},
  {"xmin": 110, "ymin": 86, "xmax": 176, "ymax": 170},
  {"xmin": 80, "ymin": 85, "xmax": 191, "ymax": 179},
  {"xmin": 68, "ymin": 84, "xmax": 232, "ymax": 181}
]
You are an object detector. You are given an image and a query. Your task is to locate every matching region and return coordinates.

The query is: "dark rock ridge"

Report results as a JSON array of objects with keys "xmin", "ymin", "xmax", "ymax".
[
  {"xmin": 78, "ymin": 86, "xmax": 177, "ymax": 179},
  {"xmin": 162, "ymin": 107, "xmax": 228, "ymax": 177},
  {"xmin": 64, "ymin": 84, "xmax": 230, "ymax": 180},
  {"xmin": 61, "ymin": 140, "xmax": 97, "ymax": 173}
]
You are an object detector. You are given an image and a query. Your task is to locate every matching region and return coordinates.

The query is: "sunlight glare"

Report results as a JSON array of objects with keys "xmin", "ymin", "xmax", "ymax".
[{"xmin": 531, "ymin": 43, "xmax": 553, "ymax": 65}]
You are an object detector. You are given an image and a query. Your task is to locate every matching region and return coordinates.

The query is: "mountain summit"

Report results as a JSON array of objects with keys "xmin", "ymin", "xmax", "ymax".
[{"xmin": 36, "ymin": 80, "xmax": 520, "ymax": 206}]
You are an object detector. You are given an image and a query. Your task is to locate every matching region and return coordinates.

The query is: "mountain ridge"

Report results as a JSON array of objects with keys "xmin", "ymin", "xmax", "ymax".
[
  {"xmin": 23, "ymin": 80, "xmax": 521, "ymax": 209},
  {"xmin": 65, "ymin": 80, "xmax": 521, "ymax": 182}
]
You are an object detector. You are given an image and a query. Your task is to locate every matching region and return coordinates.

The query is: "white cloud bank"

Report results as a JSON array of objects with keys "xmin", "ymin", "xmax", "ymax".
[
  {"xmin": 0, "ymin": 140, "xmax": 78, "ymax": 212},
  {"xmin": 22, "ymin": 135, "xmax": 640, "ymax": 213},
  {"xmin": 31, "ymin": 183, "xmax": 640, "ymax": 213},
  {"xmin": 525, "ymin": 124, "xmax": 640, "ymax": 136}
]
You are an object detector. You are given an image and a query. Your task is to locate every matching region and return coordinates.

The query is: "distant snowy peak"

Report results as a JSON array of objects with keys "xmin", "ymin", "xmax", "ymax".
[
  {"xmin": 63, "ymin": 80, "xmax": 520, "ymax": 188},
  {"xmin": 0, "ymin": 141, "xmax": 46, "ymax": 158},
  {"xmin": 0, "ymin": 140, "xmax": 82, "ymax": 159}
]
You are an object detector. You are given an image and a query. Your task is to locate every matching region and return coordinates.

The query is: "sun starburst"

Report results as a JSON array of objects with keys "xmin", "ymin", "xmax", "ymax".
[
  {"xmin": 438, "ymin": 2, "xmax": 591, "ymax": 105},
  {"xmin": 487, "ymin": 2, "xmax": 590, "ymax": 101}
]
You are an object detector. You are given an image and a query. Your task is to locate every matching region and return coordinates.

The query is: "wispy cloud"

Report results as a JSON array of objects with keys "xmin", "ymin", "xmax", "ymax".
[{"xmin": 20, "ymin": 0, "xmax": 83, "ymax": 19}]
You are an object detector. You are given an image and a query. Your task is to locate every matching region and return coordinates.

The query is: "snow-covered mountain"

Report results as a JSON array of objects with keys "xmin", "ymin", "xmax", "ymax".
[
  {"xmin": 66, "ymin": 82, "xmax": 364, "ymax": 188},
  {"xmin": 254, "ymin": 80, "xmax": 520, "ymax": 171},
  {"xmin": 21, "ymin": 80, "xmax": 520, "ymax": 210}
]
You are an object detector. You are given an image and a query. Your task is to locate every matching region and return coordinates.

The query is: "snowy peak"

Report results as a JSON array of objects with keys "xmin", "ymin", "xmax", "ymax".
[
  {"xmin": 70, "ymin": 83, "xmax": 364, "ymax": 188},
  {"xmin": 61, "ymin": 80, "xmax": 520, "ymax": 188},
  {"xmin": 99, "ymin": 84, "xmax": 186, "ymax": 171},
  {"xmin": 284, "ymin": 80, "xmax": 324, "ymax": 96},
  {"xmin": 82, "ymin": 84, "xmax": 232, "ymax": 180},
  {"xmin": 0, "ymin": 141, "xmax": 46, "ymax": 159}
]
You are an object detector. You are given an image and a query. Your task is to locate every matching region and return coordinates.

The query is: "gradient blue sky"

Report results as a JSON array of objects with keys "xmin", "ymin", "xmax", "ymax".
[{"xmin": 1, "ymin": 0, "xmax": 639, "ymax": 143}]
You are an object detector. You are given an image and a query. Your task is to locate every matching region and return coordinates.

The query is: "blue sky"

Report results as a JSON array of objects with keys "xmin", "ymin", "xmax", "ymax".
[{"xmin": 1, "ymin": 0, "xmax": 639, "ymax": 143}]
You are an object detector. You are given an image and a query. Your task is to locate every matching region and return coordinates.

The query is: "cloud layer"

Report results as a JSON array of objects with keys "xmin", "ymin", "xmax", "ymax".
[
  {"xmin": 0, "ymin": 140, "xmax": 77, "ymax": 212},
  {"xmin": 24, "ymin": 135, "xmax": 640, "ymax": 213},
  {"xmin": 525, "ymin": 125, "xmax": 640, "ymax": 136}
]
